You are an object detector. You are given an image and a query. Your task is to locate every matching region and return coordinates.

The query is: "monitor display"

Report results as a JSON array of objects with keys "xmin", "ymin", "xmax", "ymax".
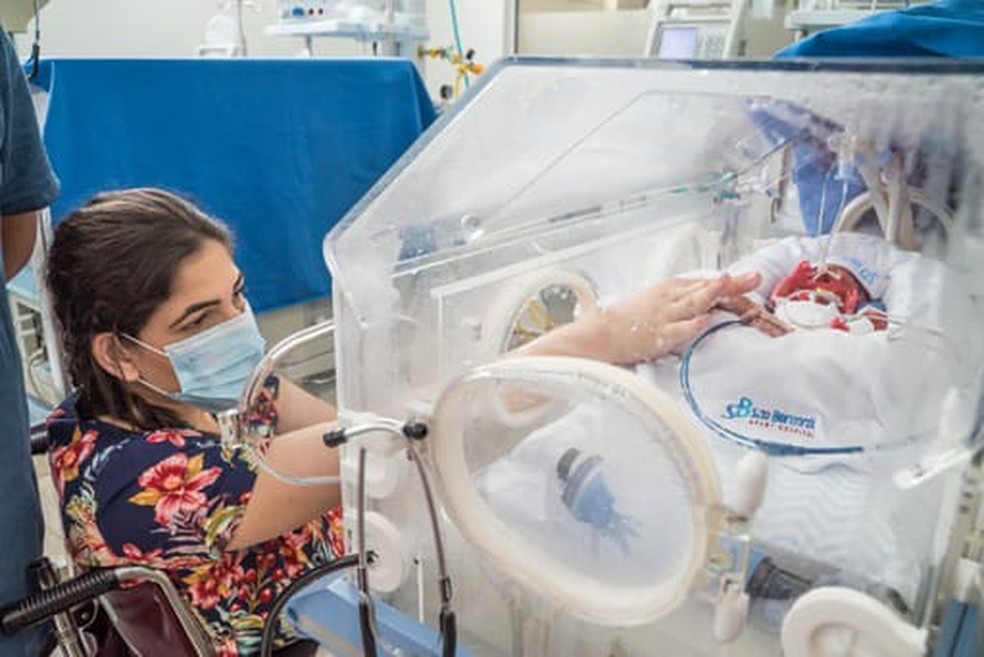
[{"xmin": 657, "ymin": 26, "xmax": 699, "ymax": 59}]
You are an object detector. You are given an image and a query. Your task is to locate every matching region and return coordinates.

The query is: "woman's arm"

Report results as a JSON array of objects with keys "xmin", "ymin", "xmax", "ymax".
[
  {"xmin": 228, "ymin": 273, "xmax": 762, "ymax": 549},
  {"xmin": 520, "ymin": 272, "xmax": 762, "ymax": 365},
  {"xmin": 273, "ymin": 378, "xmax": 337, "ymax": 433},
  {"xmin": 226, "ymin": 419, "xmax": 341, "ymax": 550}
]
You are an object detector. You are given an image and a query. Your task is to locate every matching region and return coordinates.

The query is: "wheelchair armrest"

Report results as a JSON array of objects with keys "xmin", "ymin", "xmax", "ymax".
[
  {"xmin": 0, "ymin": 567, "xmax": 120, "ymax": 634},
  {"xmin": 1, "ymin": 565, "xmax": 214, "ymax": 657}
]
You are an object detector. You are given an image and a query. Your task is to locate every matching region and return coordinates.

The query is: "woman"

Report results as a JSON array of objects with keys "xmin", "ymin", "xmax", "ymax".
[{"xmin": 45, "ymin": 188, "xmax": 760, "ymax": 655}]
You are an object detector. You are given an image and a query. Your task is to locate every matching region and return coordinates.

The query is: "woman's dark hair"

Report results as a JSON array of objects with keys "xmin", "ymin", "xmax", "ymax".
[{"xmin": 46, "ymin": 188, "xmax": 233, "ymax": 430}]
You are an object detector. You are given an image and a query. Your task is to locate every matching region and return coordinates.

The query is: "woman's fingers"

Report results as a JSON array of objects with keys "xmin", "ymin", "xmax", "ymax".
[
  {"xmin": 662, "ymin": 272, "xmax": 763, "ymax": 322},
  {"xmin": 663, "ymin": 276, "xmax": 713, "ymax": 302},
  {"xmin": 661, "ymin": 276, "xmax": 728, "ymax": 321},
  {"xmin": 721, "ymin": 271, "xmax": 762, "ymax": 297}
]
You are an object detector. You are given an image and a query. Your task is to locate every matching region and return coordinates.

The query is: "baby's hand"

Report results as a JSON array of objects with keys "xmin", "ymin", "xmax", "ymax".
[{"xmin": 716, "ymin": 295, "xmax": 792, "ymax": 338}]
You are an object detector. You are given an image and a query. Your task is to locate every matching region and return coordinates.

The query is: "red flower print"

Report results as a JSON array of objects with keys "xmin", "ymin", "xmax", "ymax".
[
  {"xmin": 215, "ymin": 636, "xmax": 239, "ymax": 657},
  {"xmin": 328, "ymin": 506, "xmax": 345, "ymax": 557},
  {"xmin": 50, "ymin": 428, "xmax": 97, "ymax": 495},
  {"xmin": 183, "ymin": 552, "xmax": 246, "ymax": 611},
  {"xmin": 128, "ymin": 453, "xmax": 222, "ymax": 527},
  {"xmin": 121, "ymin": 543, "xmax": 165, "ymax": 566},
  {"xmin": 146, "ymin": 429, "xmax": 200, "ymax": 448},
  {"xmin": 277, "ymin": 531, "xmax": 310, "ymax": 579}
]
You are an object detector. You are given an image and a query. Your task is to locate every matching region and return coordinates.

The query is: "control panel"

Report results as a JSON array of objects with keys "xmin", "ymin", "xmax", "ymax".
[{"xmin": 653, "ymin": 23, "xmax": 730, "ymax": 59}]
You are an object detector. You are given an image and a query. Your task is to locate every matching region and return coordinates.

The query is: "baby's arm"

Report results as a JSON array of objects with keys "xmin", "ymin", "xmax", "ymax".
[{"xmin": 715, "ymin": 295, "xmax": 792, "ymax": 337}]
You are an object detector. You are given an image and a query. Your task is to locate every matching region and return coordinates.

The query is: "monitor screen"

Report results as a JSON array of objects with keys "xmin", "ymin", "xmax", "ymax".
[{"xmin": 657, "ymin": 26, "xmax": 699, "ymax": 59}]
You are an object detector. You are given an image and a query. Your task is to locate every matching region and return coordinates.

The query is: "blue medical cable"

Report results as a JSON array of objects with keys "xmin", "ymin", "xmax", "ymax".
[
  {"xmin": 447, "ymin": 0, "xmax": 469, "ymax": 89},
  {"xmin": 679, "ymin": 320, "xmax": 865, "ymax": 457}
]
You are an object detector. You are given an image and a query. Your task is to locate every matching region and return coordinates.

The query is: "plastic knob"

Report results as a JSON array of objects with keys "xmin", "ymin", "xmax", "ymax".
[
  {"xmin": 359, "ymin": 511, "xmax": 408, "ymax": 594},
  {"xmin": 729, "ymin": 451, "xmax": 768, "ymax": 517}
]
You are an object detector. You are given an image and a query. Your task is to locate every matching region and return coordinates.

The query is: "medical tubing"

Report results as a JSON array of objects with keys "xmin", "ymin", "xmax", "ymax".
[
  {"xmin": 403, "ymin": 437, "xmax": 451, "ymax": 593},
  {"xmin": 357, "ymin": 448, "xmax": 371, "ymax": 585},
  {"xmin": 328, "ymin": 418, "xmax": 457, "ymax": 654},
  {"xmin": 235, "ymin": 0, "xmax": 248, "ymax": 57},
  {"xmin": 447, "ymin": 0, "xmax": 469, "ymax": 88},
  {"xmin": 680, "ymin": 320, "xmax": 864, "ymax": 457},
  {"xmin": 239, "ymin": 320, "xmax": 335, "ymax": 418},
  {"xmin": 244, "ymin": 446, "xmax": 341, "ymax": 487},
  {"xmin": 401, "ymin": 435, "xmax": 458, "ymax": 656},
  {"xmin": 440, "ymin": 608, "xmax": 457, "ymax": 657},
  {"xmin": 27, "ymin": 0, "xmax": 41, "ymax": 81},
  {"xmin": 0, "ymin": 568, "xmax": 120, "ymax": 635},
  {"xmin": 356, "ymin": 446, "xmax": 379, "ymax": 656},
  {"xmin": 258, "ymin": 554, "xmax": 359, "ymax": 657}
]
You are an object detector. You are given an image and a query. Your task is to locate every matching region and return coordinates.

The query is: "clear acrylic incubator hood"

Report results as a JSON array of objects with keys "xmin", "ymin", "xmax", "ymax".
[{"xmin": 312, "ymin": 57, "xmax": 984, "ymax": 657}]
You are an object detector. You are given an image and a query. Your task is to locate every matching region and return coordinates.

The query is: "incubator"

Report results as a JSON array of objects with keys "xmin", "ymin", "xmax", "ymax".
[{"xmin": 288, "ymin": 59, "xmax": 984, "ymax": 655}]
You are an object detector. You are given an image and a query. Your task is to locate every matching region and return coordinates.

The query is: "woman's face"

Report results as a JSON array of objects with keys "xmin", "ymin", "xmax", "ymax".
[{"xmin": 125, "ymin": 239, "xmax": 246, "ymax": 395}]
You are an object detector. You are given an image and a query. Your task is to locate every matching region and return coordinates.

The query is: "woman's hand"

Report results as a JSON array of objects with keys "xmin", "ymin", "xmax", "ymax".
[{"xmin": 520, "ymin": 272, "xmax": 762, "ymax": 365}]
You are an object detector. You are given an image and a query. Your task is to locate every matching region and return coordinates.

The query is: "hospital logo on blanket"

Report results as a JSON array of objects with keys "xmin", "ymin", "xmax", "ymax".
[{"xmin": 722, "ymin": 397, "xmax": 816, "ymax": 439}]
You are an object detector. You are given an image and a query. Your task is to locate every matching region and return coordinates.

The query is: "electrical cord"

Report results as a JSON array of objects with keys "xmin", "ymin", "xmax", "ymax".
[{"xmin": 258, "ymin": 553, "xmax": 359, "ymax": 657}]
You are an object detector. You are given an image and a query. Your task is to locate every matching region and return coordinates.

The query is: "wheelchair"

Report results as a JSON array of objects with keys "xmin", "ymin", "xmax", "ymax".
[
  {"xmin": 0, "ymin": 427, "xmax": 328, "ymax": 657},
  {"xmin": 0, "ymin": 425, "xmax": 216, "ymax": 657}
]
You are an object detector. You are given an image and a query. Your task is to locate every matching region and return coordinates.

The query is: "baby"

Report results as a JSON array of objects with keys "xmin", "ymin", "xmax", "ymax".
[{"xmin": 719, "ymin": 255, "xmax": 890, "ymax": 337}]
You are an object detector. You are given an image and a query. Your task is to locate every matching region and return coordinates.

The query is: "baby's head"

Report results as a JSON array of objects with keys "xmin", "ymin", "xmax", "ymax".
[
  {"xmin": 770, "ymin": 261, "xmax": 871, "ymax": 315},
  {"xmin": 769, "ymin": 260, "xmax": 886, "ymax": 333}
]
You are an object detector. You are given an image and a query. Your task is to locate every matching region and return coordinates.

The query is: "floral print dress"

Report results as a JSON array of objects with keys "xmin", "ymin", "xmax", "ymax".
[{"xmin": 47, "ymin": 384, "xmax": 344, "ymax": 656}]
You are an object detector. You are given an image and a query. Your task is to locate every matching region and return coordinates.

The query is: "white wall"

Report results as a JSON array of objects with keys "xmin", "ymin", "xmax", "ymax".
[
  {"xmin": 14, "ymin": 1, "xmax": 661, "ymax": 95},
  {"xmin": 18, "ymin": 0, "xmax": 363, "ymax": 58},
  {"xmin": 518, "ymin": 8, "xmax": 651, "ymax": 56},
  {"xmin": 14, "ymin": 0, "xmax": 511, "ymax": 99}
]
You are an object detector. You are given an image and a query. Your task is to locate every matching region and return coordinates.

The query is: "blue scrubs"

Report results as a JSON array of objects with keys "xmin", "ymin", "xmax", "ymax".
[{"xmin": 0, "ymin": 26, "xmax": 59, "ymax": 655}]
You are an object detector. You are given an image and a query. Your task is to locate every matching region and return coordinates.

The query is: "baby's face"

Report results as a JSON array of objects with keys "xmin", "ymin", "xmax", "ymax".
[
  {"xmin": 716, "ymin": 261, "xmax": 884, "ymax": 336},
  {"xmin": 770, "ymin": 261, "xmax": 869, "ymax": 314}
]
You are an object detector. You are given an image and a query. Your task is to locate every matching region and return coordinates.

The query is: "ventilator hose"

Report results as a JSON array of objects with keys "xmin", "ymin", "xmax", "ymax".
[{"xmin": 0, "ymin": 568, "xmax": 120, "ymax": 635}]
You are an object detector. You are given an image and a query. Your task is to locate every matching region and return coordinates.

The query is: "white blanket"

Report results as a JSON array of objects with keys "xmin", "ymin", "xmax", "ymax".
[
  {"xmin": 640, "ymin": 233, "xmax": 975, "ymax": 467},
  {"xmin": 634, "ymin": 233, "xmax": 979, "ymax": 603}
]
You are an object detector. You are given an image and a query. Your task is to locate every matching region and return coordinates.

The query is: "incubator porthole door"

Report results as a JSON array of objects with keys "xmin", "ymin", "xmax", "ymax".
[
  {"xmin": 491, "ymin": 271, "xmax": 598, "ymax": 353},
  {"xmin": 426, "ymin": 355, "xmax": 730, "ymax": 627}
]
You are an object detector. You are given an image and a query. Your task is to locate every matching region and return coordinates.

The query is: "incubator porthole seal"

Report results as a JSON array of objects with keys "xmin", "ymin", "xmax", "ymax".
[
  {"xmin": 488, "ymin": 270, "xmax": 598, "ymax": 355},
  {"xmin": 426, "ymin": 355, "xmax": 764, "ymax": 631},
  {"xmin": 780, "ymin": 586, "xmax": 927, "ymax": 657}
]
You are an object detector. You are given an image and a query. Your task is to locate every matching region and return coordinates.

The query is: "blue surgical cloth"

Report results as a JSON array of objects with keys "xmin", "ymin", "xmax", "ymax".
[
  {"xmin": 33, "ymin": 58, "xmax": 435, "ymax": 312},
  {"xmin": 778, "ymin": 1, "xmax": 984, "ymax": 59},
  {"xmin": 0, "ymin": 25, "xmax": 59, "ymax": 656},
  {"xmin": 770, "ymin": 1, "xmax": 984, "ymax": 235}
]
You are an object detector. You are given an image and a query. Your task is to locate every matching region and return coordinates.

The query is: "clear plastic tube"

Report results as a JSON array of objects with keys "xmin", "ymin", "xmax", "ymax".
[{"xmin": 234, "ymin": 444, "xmax": 341, "ymax": 487}]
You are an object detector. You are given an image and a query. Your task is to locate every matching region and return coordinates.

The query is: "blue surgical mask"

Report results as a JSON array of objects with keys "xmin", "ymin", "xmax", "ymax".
[{"xmin": 125, "ymin": 305, "xmax": 267, "ymax": 413}]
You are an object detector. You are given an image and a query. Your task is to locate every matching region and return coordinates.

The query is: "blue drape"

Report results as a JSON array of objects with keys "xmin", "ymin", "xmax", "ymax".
[{"xmin": 34, "ymin": 58, "xmax": 436, "ymax": 312}]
